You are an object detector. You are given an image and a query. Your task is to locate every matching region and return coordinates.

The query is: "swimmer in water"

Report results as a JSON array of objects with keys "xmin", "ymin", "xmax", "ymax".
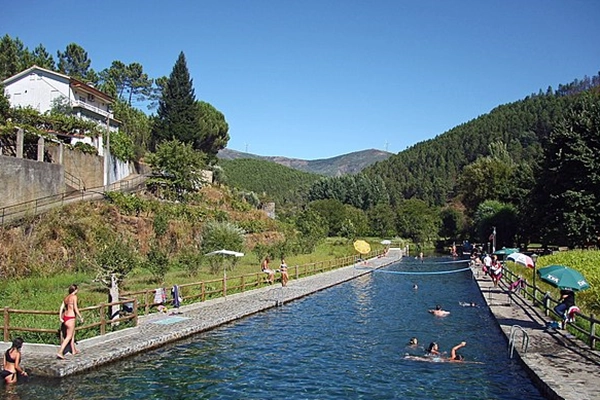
[
  {"xmin": 428, "ymin": 304, "xmax": 450, "ymax": 317},
  {"xmin": 405, "ymin": 341, "xmax": 469, "ymax": 363}
]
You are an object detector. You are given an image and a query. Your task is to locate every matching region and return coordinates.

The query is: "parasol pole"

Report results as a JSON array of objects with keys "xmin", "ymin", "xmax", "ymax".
[{"xmin": 531, "ymin": 253, "xmax": 538, "ymax": 305}]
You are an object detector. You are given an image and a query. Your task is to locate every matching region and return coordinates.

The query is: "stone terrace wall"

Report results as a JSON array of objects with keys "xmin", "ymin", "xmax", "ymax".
[
  {"xmin": 47, "ymin": 145, "xmax": 104, "ymax": 189},
  {"xmin": 0, "ymin": 155, "xmax": 64, "ymax": 208}
]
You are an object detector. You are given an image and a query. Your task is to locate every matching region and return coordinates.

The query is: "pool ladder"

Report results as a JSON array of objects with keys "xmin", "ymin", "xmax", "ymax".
[{"xmin": 508, "ymin": 325, "xmax": 529, "ymax": 359}]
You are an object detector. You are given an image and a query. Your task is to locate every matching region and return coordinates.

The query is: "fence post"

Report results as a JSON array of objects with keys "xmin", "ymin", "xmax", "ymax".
[
  {"xmin": 100, "ymin": 303, "xmax": 106, "ymax": 335},
  {"xmin": 590, "ymin": 314, "xmax": 596, "ymax": 349},
  {"xmin": 133, "ymin": 299, "xmax": 139, "ymax": 327},
  {"xmin": 3, "ymin": 307, "xmax": 9, "ymax": 342},
  {"xmin": 145, "ymin": 290, "xmax": 150, "ymax": 315},
  {"xmin": 544, "ymin": 294, "xmax": 550, "ymax": 317}
]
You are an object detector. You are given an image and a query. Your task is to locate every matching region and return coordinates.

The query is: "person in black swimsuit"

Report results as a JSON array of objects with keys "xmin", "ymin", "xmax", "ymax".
[{"xmin": 2, "ymin": 337, "xmax": 27, "ymax": 384}]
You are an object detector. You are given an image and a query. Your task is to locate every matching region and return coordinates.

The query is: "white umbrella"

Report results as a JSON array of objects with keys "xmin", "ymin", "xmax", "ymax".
[
  {"xmin": 380, "ymin": 240, "xmax": 392, "ymax": 245},
  {"xmin": 507, "ymin": 252, "xmax": 534, "ymax": 268},
  {"xmin": 205, "ymin": 249, "xmax": 244, "ymax": 257},
  {"xmin": 204, "ymin": 249, "xmax": 244, "ymax": 296}
]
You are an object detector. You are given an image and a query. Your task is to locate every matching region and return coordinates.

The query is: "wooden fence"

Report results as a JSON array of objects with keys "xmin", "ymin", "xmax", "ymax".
[
  {"xmin": 502, "ymin": 266, "xmax": 598, "ymax": 349},
  {"xmin": 1, "ymin": 251, "xmax": 378, "ymax": 343},
  {"xmin": 2, "ymin": 298, "xmax": 138, "ymax": 342},
  {"xmin": 121, "ymin": 254, "xmax": 362, "ymax": 316}
]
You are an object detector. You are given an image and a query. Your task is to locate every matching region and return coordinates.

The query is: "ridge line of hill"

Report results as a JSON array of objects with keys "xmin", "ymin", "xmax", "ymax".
[{"xmin": 217, "ymin": 148, "xmax": 393, "ymax": 177}]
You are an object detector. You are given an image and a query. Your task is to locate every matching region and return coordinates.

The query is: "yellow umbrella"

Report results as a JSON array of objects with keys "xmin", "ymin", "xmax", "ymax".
[{"xmin": 354, "ymin": 240, "xmax": 371, "ymax": 254}]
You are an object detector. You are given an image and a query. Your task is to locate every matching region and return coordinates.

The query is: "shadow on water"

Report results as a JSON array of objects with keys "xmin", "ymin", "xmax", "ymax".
[{"xmin": 16, "ymin": 256, "xmax": 544, "ymax": 399}]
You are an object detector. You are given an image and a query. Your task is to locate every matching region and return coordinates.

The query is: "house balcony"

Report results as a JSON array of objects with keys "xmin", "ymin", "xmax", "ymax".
[{"xmin": 70, "ymin": 99, "xmax": 114, "ymax": 120}]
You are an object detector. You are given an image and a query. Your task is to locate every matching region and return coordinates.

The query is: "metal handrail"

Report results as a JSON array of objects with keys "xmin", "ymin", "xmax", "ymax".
[
  {"xmin": 64, "ymin": 170, "xmax": 83, "ymax": 191},
  {"xmin": 0, "ymin": 174, "xmax": 149, "ymax": 226},
  {"xmin": 508, "ymin": 324, "xmax": 529, "ymax": 358}
]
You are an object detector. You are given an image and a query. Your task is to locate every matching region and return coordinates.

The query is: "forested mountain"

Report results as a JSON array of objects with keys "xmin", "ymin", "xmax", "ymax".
[
  {"xmin": 218, "ymin": 148, "xmax": 393, "ymax": 177},
  {"xmin": 363, "ymin": 87, "xmax": 597, "ymax": 208},
  {"xmin": 219, "ymin": 158, "xmax": 322, "ymax": 209}
]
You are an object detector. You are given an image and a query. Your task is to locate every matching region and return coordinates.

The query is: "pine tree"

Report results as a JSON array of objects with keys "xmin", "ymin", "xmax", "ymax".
[
  {"xmin": 151, "ymin": 51, "xmax": 199, "ymax": 150},
  {"xmin": 57, "ymin": 43, "xmax": 91, "ymax": 80}
]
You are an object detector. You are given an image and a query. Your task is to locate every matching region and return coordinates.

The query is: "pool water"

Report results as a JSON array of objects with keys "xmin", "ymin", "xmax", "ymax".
[{"xmin": 8, "ymin": 257, "xmax": 544, "ymax": 399}]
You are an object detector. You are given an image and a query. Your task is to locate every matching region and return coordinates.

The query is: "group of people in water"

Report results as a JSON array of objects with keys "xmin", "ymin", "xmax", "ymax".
[{"xmin": 405, "ymin": 337, "xmax": 468, "ymax": 362}]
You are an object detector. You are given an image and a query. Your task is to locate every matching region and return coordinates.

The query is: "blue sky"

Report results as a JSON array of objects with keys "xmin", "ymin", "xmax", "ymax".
[{"xmin": 3, "ymin": 1, "xmax": 599, "ymax": 159}]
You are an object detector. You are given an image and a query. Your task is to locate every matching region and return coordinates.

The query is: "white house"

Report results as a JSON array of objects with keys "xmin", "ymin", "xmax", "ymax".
[{"xmin": 2, "ymin": 65, "xmax": 119, "ymax": 156}]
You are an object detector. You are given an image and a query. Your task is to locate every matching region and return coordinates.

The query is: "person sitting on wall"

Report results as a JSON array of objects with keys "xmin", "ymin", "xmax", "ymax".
[
  {"xmin": 261, "ymin": 256, "xmax": 275, "ymax": 284},
  {"xmin": 554, "ymin": 289, "xmax": 575, "ymax": 328}
]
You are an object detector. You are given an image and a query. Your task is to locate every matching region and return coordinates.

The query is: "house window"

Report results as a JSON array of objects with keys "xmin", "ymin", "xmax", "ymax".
[{"xmin": 87, "ymin": 93, "xmax": 95, "ymax": 102}]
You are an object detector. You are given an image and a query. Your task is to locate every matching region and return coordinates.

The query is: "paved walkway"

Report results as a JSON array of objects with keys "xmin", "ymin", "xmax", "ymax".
[
  {"xmin": 13, "ymin": 249, "xmax": 403, "ymax": 378},
  {"xmin": 472, "ymin": 266, "xmax": 600, "ymax": 400}
]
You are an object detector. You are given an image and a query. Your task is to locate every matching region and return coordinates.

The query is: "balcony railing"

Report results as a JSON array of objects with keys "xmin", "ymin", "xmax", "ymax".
[{"xmin": 71, "ymin": 100, "xmax": 113, "ymax": 119}]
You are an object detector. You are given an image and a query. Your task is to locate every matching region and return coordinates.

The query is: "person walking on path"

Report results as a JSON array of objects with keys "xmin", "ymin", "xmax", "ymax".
[
  {"xmin": 483, "ymin": 253, "xmax": 492, "ymax": 275},
  {"xmin": 489, "ymin": 255, "xmax": 503, "ymax": 287},
  {"xmin": 2, "ymin": 337, "xmax": 27, "ymax": 384},
  {"xmin": 57, "ymin": 284, "xmax": 84, "ymax": 359}
]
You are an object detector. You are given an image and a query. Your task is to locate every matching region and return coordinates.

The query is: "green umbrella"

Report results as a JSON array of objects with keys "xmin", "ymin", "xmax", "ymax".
[
  {"xmin": 493, "ymin": 247, "xmax": 520, "ymax": 256},
  {"xmin": 537, "ymin": 265, "xmax": 591, "ymax": 291}
]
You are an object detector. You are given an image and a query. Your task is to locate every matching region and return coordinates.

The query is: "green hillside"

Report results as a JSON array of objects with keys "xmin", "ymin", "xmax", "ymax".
[
  {"xmin": 218, "ymin": 148, "xmax": 393, "ymax": 176},
  {"xmin": 219, "ymin": 158, "xmax": 322, "ymax": 208},
  {"xmin": 364, "ymin": 81, "xmax": 600, "ymax": 208}
]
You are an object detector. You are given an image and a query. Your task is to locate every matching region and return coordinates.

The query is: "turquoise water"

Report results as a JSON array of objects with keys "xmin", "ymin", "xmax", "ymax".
[{"xmin": 6, "ymin": 257, "xmax": 543, "ymax": 399}]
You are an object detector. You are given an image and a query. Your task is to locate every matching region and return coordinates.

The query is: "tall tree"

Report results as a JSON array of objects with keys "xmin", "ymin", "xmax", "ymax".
[
  {"xmin": 151, "ymin": 51, "xmax": 199, "ymax": 150},
  {"xmin": 146, "ymin": 139, "xmax": 207, "ymax": 199},
  {"xmin": 100, "ymin": 61, "xmax": 153, "ymax": 105},
  {"xmin": 196, "ymin": 101, "xmax": 229, "ymax": 162},
  {"xmin": 0, "ymin": 34, "xmax": 20, "ymax": 80},
  {"xmin": 31, "ymin": 44, "xmax": 55, "ymax": 70},
  {"xmin": 395, "ymin": 199, "xmax": 441, "ymax": 246},
  {"xmin": 101, "ymin": 60, "xmax": 128, "ymax": 98},
  {"xmin": 112, "ymin": 99, "xmax": 152, "ymax": 159},
  {"xmin": 126, "ymin": 62, "xmax": 153, "ymax": 106},
  {"xmin": 532, "ymin": 92, "xmax": 600, "ymax": 248},
  {"xmin": 57, "ymin": 43, "xmax": 91, "ymax": 80}
]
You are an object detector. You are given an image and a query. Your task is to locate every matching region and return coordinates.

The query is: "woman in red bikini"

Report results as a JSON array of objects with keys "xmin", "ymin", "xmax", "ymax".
[{"xmin": 57, "ymin": 284, "xmax": 84, "ymax": 359}]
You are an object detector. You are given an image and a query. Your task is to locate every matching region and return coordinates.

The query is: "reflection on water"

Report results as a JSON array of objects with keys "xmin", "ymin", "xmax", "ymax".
[{"xmin": 16, "ymin": 257, "xmax": 543, "ymax": 399}]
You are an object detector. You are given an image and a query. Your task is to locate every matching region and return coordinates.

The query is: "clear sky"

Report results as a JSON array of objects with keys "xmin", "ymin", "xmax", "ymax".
[{"xmin": 3, "ymin": 1, "xmax": 599, "ymax": 159}]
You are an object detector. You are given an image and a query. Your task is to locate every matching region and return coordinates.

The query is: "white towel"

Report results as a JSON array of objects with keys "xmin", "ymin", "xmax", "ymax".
[{"xmin": 154, "ymin": 288, "xmax": 165, "ymax": 304}]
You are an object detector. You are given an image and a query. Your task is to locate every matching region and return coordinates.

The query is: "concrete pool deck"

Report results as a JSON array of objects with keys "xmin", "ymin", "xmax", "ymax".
[
  {"xmin": 473, "ymin": 266, "xmax": 600, "ymax": 400},
  {"xmin": 8, "ymin": 250, "xmax": 600, "ymax": 400}
]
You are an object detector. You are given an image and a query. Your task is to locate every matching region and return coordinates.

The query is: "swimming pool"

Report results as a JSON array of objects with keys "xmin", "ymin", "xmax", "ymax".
[{"xmin": 8, "ymin": 256, "xmax": 543, "ymax": 399}]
